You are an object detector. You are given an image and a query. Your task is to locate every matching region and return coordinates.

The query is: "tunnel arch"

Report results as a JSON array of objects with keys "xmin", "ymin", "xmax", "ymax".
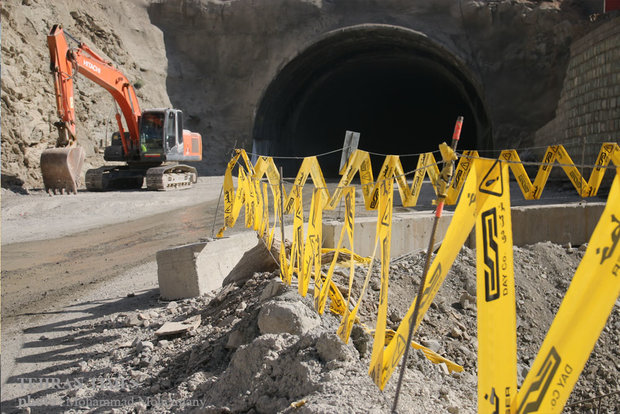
[{"xmin": 252, "ymin": 24, "xmax": 491, "ymax": 176}]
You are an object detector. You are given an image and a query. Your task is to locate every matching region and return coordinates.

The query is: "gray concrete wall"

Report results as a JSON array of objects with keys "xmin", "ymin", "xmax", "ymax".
[{"xmin": 323, "ymin": 212, "xmax": 454, "ymax": 258}]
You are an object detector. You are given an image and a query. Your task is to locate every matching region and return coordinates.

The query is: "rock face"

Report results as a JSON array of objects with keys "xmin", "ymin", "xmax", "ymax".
[{"xmin": 1, "ymin": 0, "xmax": 609, "ymax": 190}]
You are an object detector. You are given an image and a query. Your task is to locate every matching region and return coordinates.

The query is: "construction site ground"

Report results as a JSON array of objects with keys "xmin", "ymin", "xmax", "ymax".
[{"xmin": 1, "ymin": 178, "xmax": 618, "ymax": 413}]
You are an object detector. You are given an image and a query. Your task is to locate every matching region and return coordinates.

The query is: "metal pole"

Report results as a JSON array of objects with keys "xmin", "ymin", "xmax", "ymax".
[
  {"xmin": 279, "ymin": 166, "xmax": 286, "ymax": 255},
  {"xmin": 392, "ymin": 116, "xmax": 463, "ymax": 413},
  {"xmin": 212, "ymin": 146, "xmax": 238, "ymax": 238},
  {"xmin": 581, "ymin": 136, "xmax": 586, "ymax": 197}
]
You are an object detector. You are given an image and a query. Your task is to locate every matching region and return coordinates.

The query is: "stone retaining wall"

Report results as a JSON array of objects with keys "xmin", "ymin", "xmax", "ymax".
[{"xmin": 535, "ymin": 16, "xmax": 620, "ymax": 166}]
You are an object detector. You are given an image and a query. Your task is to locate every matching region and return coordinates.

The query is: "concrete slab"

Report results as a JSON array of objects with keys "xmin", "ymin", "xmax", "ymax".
[
  {"xmin": 322, "ymin": 202, "xmax": 606, "ymax": 257},
  {"xmin": 510, "ymin": 202, "xmax": 605, "ymax": 247},
  {"xmin": 322, "ymin": 211, "xmax": 455, "ymax": 258},
  {"xmin": 156, "ymin": 231, "xmax": 259, "ymax": 299},
  {"xmin": 157, "ymin": 202, "xmax": 605, "ymax": 299}
]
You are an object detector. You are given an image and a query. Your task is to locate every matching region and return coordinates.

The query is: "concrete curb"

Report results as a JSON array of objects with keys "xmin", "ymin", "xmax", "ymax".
[{"xmin": 158, "ymin": 202, "xmax": 605, "ymax": 299}]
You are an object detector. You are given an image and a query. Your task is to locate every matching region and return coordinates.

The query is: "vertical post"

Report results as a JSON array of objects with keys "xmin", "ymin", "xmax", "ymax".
[
  {"xmin": 392, "ymin": 116, "xmax": 463, "ymax": 413},
  {"xmin": 211, "ymin": 185, "xmax": 224, "ymax": 239},
  {"xmin": 581, "ymin": 136, "xmax": 586, "ymax": 197},
  {"xmin": 339, "ymin": 131, "xmax": 360, "ymax": 220},
  {"xmin": 279, "ymin": 166, "xmax": 286, "ymax": 251},
  {"xmin": 339, "ymin": 130, "xmax": 360, "ymax": 173}
]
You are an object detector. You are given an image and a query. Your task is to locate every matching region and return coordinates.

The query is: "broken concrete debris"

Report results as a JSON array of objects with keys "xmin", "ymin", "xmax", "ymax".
[
  {"xmin": 257, "ymin": 300, "xmax": 321, "ymax": 336},
  {"xmin": 4, "ymin": 242, "xmax": 616, "ymax": 413},
  {"xmin": 155, "ymin": 315, "xmax": 202, "ymax": 337}
]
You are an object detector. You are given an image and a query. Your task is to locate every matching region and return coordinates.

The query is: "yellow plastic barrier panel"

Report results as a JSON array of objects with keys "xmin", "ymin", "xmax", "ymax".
[
  {"xmin": 299, "ymin": 188, "xmax": 323, "ymax": 297},
  {"xmin": 368, "ymin": 177, "xmax": 394, "ymax": 386},
  {"xmin": 314, "ymin": 188, "xmax": 355, "ymax": 315},
  {"xmin": 476, "ymin": 161, "xmax": 517, "ymax": 414},
  {"xmin": 373, "ymin": 159, "xmax": 512, "ymax": 390},
  {"xmin": 218, "ymin": 144, "xmax": 619, "ymax": 237},
  {"xmin": 516, "ymin": 171, "xmax": 620, "ymax": 414}
]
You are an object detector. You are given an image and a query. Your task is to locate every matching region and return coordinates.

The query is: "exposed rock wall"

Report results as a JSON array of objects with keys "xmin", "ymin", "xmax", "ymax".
[{"xmin": 1, "ymin": 0, "xmax": 610, "ymax": 189}]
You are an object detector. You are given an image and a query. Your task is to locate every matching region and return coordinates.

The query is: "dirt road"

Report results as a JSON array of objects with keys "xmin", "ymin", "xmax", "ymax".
[
  {"xmin": 1, "ymin": 178, "xmax": 230, "ymax": 322},
  {"xmin": 2, "ymin": 200, "xmax": 219, "ymax": 320},
  {"xmin": 1, "ymin": 177, "xmax": 242, "ymax": 407},
  {"xmin": 0, "ymin": 176, "xmax": 342, "ymax": 325}
]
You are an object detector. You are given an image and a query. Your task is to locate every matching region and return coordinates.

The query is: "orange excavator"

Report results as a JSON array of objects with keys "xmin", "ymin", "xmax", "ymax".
[{"xmin": 41, "ymin": 24, "xmax": 202, "ymax": 194}]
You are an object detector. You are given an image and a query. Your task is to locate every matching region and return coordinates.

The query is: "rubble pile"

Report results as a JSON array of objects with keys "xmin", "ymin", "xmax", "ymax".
[{"xmin": 9, "ymin": 242, "xmax": 617, "ymax": 413}]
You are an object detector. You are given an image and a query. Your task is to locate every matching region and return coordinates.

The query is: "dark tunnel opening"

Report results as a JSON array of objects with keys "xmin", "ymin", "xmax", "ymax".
[{"xmin": 253, "ymin": 25, "xmax": 491, "ymax": 177}]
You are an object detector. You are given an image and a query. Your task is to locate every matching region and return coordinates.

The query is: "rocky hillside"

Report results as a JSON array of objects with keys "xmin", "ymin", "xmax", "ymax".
[
  {"xmin": 1, "ymin": 0, "xmax": 170, "ymax": 190},
  {"xmin": 1, "ymin": 0, "xmax": 604, "ymax": 191}
]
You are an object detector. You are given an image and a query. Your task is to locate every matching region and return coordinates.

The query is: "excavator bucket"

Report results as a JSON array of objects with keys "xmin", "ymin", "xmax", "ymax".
[{"xmin": 40, "ymin": 147, "xmax": 85, "ymax": 194}]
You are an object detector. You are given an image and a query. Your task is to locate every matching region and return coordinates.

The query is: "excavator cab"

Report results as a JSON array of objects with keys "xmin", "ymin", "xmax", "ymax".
[
  {"xmin": 164, "ymin": 110, "xmax": 183, "ymax": 155},
  {"xmin": 162, "ymin": 109, "xmax": 188, "ymax": 161},
  {"xmin": 139, "ymin": 109, "xmax": 199, "ymax": 162}
]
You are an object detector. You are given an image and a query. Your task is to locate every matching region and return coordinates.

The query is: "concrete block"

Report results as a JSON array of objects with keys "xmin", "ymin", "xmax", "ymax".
[
  {"xmin": 510, "ymin": 203, "xmax": 605, "ymax": 247},
  {"xmin": 322, "ymin": 211, "xmax": 455, "ymax": 258},
  {"xmin": 322, "ymin": 203, "xmax": 606, "ymax": 257},
  {"xmin": 156, "ymin": 232, "xmax": 259, "ymax": 300}
]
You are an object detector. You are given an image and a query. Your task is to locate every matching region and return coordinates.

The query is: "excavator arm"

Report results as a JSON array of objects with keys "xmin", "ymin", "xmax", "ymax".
[{"xmin": 47, "ymin": 24, "xmax": 141, "ymax": 155}]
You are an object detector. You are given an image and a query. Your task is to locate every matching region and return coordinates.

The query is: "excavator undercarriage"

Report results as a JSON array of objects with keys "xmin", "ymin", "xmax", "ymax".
[
  {"xmin": 145, "ymin": 164, "xmax": 198, "ymax": 191},
  {"xmin": 84, "ymin": 164, "xmax": 197, "ymax": 191}
]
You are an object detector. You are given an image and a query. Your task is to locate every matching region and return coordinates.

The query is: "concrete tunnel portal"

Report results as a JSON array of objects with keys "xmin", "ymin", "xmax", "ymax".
[{"xmin": 252, "ymin": 24, "xmax": 491, "ymax": 176}]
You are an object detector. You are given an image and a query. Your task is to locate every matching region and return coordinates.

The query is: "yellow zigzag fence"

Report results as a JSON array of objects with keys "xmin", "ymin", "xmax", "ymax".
[
  {"xmin": 217, "ymin": 144, "xmax": 620, "ymax": 413},
  {"xmin": 218, "ymin": 143, "xmax": 620, "ymax": 237}
]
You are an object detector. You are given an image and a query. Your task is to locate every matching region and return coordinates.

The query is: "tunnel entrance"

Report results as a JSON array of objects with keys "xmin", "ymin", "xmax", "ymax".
[{"xmin": 253, "ymin": 24, "xmax": 491, "ymax": 176}]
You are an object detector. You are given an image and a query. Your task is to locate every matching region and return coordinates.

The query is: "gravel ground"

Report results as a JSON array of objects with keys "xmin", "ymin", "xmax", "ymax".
[{"xmin": 2, "ymin": 241, "xmax": 617, "ymax": 413}]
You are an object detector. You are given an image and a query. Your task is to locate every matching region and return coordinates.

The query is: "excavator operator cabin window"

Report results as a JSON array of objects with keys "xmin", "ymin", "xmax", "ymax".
[
  {"xmin": 177, "ymin": 111, "xmax": 184, "ymax": 145},
  {"xmin": 166, "ymin": 111, "xmax": 176, "ymax": 150}
]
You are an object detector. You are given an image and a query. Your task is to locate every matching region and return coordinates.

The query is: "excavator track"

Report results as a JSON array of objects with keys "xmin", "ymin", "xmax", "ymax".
[
  {"xmin": 146, "ymin": 164, "xmax": 197, "ymax": 191},
  {"xmin": 85, "ymin": 166, "xmax": 145, "ymax": 191}
]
